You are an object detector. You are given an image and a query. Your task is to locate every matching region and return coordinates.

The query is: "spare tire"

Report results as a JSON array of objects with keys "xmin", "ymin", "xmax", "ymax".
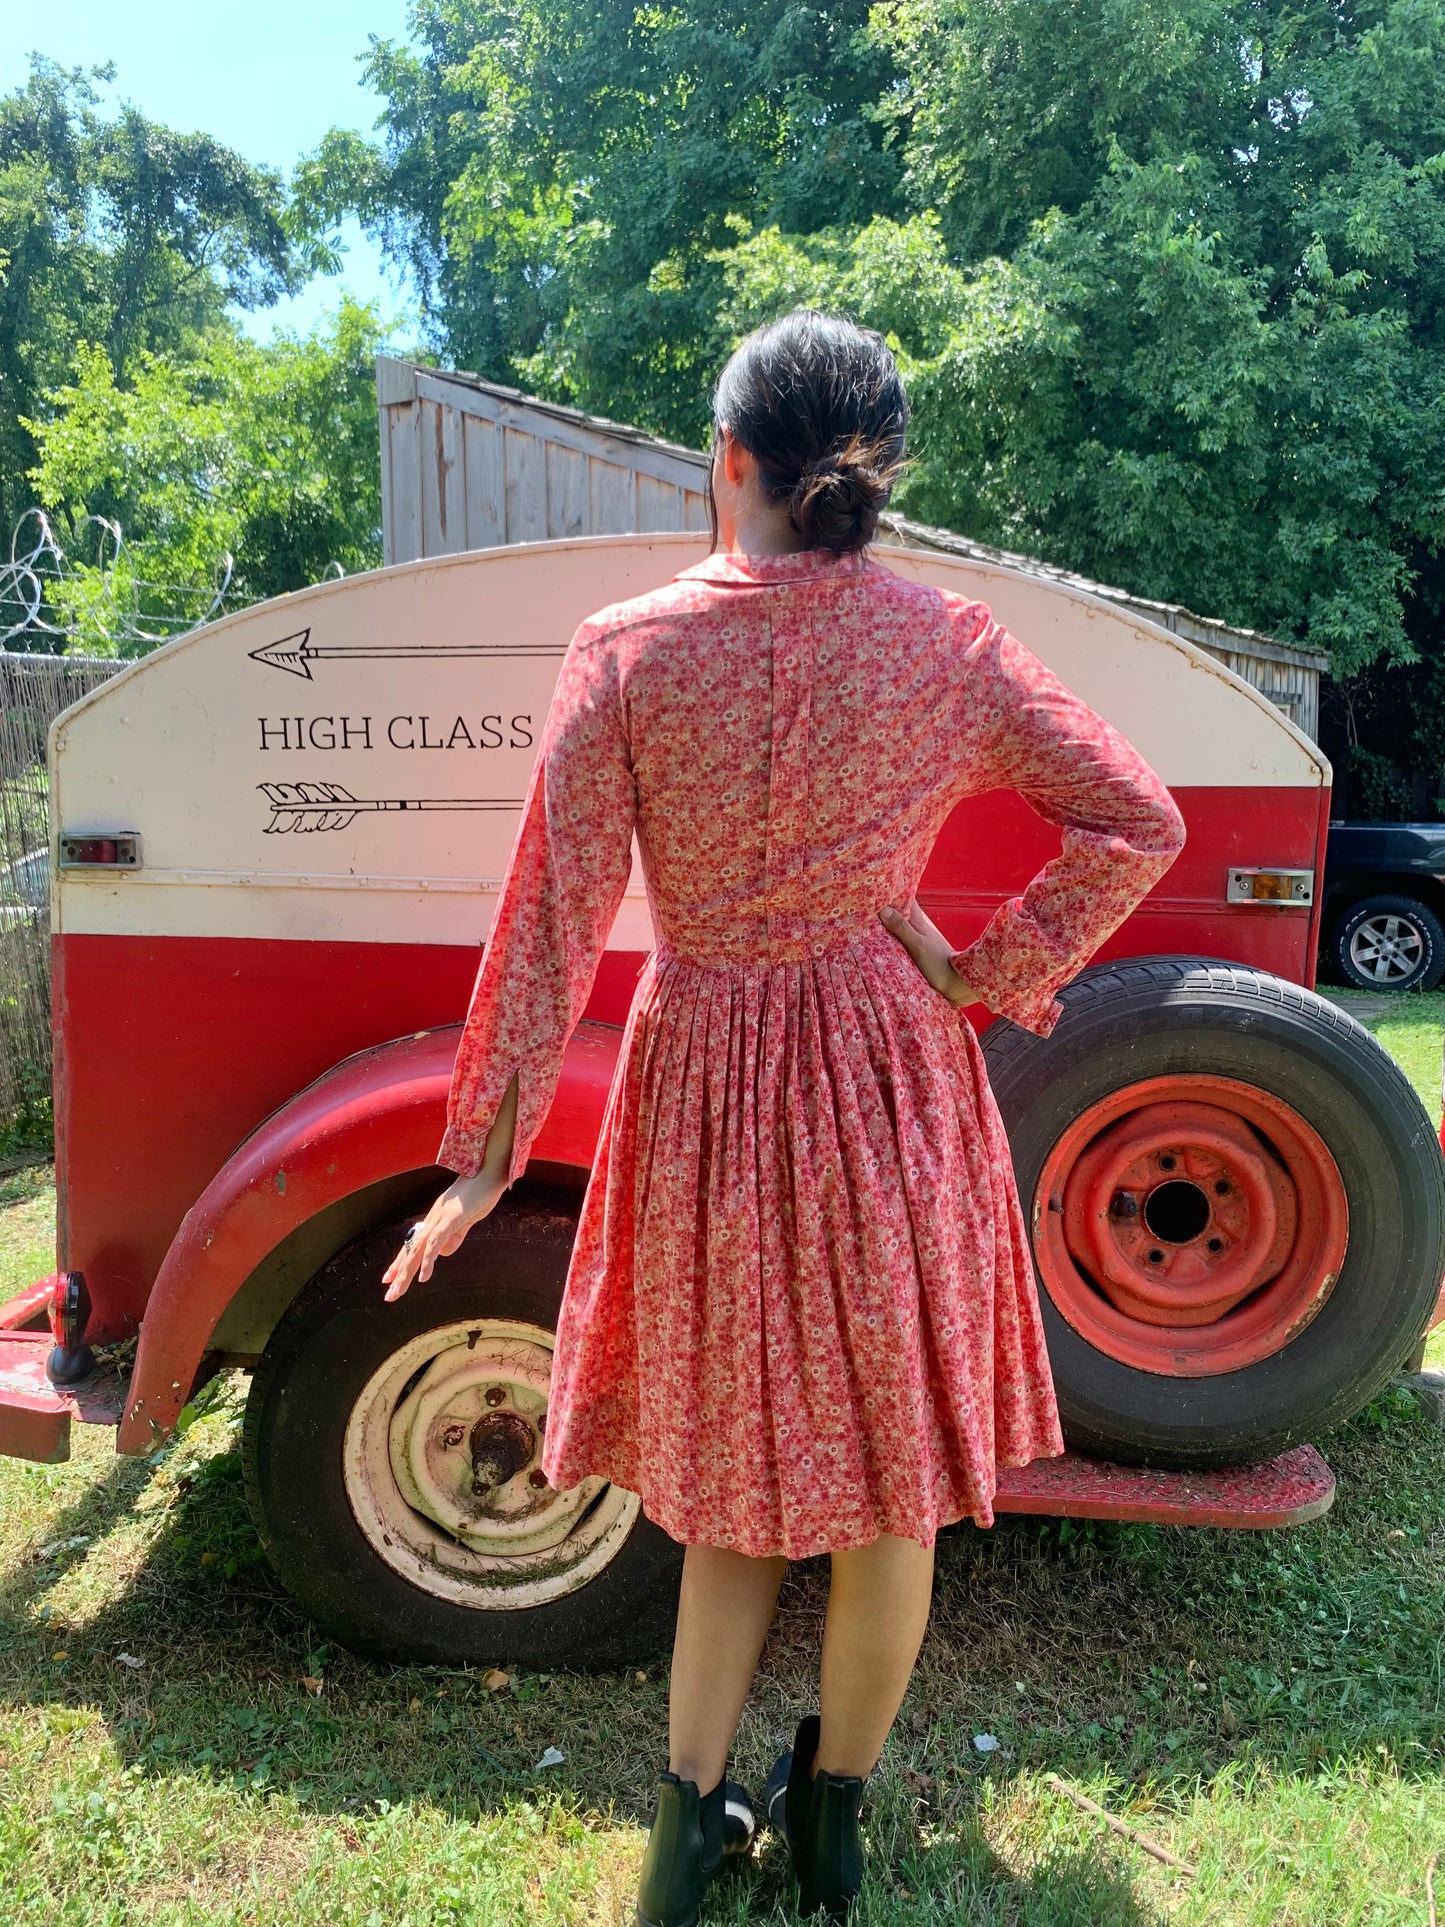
[{"xmin": 982, "ymin": 957, "xmax": 1445, "ymax": 1467}]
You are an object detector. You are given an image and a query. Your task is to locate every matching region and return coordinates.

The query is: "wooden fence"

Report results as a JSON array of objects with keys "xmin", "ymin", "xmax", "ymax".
[{"xmin": 0, "ymin": 651, "xmax": 123, "ymax": 1129}]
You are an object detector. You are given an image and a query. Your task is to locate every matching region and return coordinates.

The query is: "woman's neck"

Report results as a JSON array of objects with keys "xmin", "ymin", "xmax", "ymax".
[{"xmin": 724, "ymin": 504, "xmax": 804, "ymax": 557}]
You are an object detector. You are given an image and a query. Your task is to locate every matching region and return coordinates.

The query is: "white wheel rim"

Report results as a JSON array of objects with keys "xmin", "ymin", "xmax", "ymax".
[
  {"xmin": 1349, "ymin": 913, "xmax": 1425, "ymax": 984},
  {"xmin": 342, "ymin": 1318, "xmax": 639, "ymax": 1611}
]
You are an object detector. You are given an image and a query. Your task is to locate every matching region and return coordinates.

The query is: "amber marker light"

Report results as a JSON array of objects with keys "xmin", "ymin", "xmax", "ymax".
[{"xmin": 1225, "ymin": 869, "xmax": 1315, "ymax": 905}]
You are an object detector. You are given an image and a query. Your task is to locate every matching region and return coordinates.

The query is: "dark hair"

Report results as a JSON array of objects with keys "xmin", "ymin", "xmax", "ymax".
[{"xmin": 711, "ymin": 309, "xmax": 909, "ymax": 553}]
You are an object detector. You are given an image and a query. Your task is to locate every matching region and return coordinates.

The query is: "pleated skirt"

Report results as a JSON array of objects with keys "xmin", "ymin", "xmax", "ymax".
[{"xmin": 539, "ymin": 927, "xmax": 1064, "ymax": 1558}]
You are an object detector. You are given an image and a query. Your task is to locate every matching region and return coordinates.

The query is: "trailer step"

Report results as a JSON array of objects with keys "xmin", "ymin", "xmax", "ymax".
[
  {"xmin": 0, "ymin": 1331, "xmax": 128, "ymax": 1464},
  {"xmin": 993, "ymin": 1444, "xmax": 1334, "ymax": 1529}
]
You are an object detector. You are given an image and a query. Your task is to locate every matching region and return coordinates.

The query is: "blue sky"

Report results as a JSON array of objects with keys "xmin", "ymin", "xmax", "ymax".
[{"xmin": 1, "ymin": 3, "xmax": 419, "ymax": 341}]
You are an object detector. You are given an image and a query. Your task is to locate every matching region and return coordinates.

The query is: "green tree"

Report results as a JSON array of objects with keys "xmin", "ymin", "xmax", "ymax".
[
  {"xmin": 25, "ymin": 300, "xmax": 386, "ymax": 653},
  {"xmin": 0, "ymin": 57, "xmax": 304, "ymax": 539},
  {"xmin": 330, "ymin": 0, "xmax": 1445, "ymax": 704},
  {"xmin": 858, "ymin": 0, "xmax": 1445, "ymax": 675},
  {"xmin": 297, "ymin": 0, "xmax": 901, "ymax": 441}
]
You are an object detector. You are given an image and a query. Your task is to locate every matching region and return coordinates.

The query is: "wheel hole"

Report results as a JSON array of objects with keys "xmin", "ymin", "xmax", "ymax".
[{"xmin": 1143, "ymin": 1180, "xmax": 1211, "ymax": 1244}]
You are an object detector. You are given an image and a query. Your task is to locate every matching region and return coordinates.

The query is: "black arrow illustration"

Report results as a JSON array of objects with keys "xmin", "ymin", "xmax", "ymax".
[
  {"xmin": 249, "ymin": 629, "xmax": 565, "ymax": 679},
  {"xmin": 260, "ymin": 782, "xmax": 523, "ymax": 833}
]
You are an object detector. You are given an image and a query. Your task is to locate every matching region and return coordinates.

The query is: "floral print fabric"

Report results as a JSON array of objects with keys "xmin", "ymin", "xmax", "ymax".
[{"xmin": 441, "ymin": 547, "xmax": 1185, "ymax": 1556}]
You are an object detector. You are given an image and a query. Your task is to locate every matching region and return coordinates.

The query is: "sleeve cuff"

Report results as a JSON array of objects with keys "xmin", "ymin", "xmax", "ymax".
[{"xmin": 950, "ymin": 921, "xmax": 1069, "ymax": 1038}]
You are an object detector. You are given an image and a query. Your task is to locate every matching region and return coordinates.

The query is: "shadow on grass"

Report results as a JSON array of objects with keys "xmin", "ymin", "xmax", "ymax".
[{"xmin": 1, "ymin": 1368, "xmax": 1442, "ymax": 1919}]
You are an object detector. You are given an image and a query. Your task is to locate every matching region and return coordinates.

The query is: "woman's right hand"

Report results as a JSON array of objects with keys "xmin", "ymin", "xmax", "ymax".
[
  {"xmin": 880, "ymin": 900, "xmax": 988, "ymax": 1009},
  {"xmin": 381, "ymin": 1169, "xmax": 507, "ymax": 1302}
]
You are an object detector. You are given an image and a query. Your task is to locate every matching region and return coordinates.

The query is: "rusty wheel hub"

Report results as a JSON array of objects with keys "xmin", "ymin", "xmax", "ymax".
[
  {"xmin": 342, "ymin": 1318, "xmax": 639, "ymax": 1609},
  {"xmin": 1033, "ymin": 1074, "xmax": 1349, "ymax": 1377}
]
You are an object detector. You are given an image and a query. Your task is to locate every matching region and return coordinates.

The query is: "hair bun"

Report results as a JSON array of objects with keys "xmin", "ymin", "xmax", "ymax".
[
  {"xmin": 789, "ymin": 440, "xmax": 896, "ymax": 552},
  {"xmin": 711, "ymin": 310, "xmax": 909, "ymax": 553}
]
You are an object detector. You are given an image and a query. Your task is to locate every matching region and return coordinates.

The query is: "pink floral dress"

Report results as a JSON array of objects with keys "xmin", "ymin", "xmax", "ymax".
[{"xmin": 440, "ymin": 549, "xmax": 1185, "ymax": 1558}]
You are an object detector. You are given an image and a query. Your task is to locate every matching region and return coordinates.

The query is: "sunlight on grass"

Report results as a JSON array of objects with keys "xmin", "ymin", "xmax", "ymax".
[
  {"xmin": 2, "ymin": 1006, "xmax": 1445, "ymax": 1922},
  {"xmin": 0, "ymin": 1162, "xmax": 55, "ymax": 1294},
  {"xmin": 1327, "ymin": 986, "xmax": 1445, "ymax": 1129}
]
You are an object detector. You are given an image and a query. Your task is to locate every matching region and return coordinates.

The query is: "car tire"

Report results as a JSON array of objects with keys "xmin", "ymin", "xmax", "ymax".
[
  {"xmin": 1330, "ymin": 893, "xmax": 1445, "ymax": 993},
  {"xmin": 242, "ymin": 1190, "xmax": 683, "ymax": 1670},
  {"xmin": 982, "ymin": 957, "xmax": 1445, "ymax": 1467}
]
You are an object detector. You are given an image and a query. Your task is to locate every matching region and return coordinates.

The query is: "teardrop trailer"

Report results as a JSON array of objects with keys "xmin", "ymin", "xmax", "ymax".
[{"xmin": 2, "ymin": 532, "xmax": 1443, "ymax": 1671}]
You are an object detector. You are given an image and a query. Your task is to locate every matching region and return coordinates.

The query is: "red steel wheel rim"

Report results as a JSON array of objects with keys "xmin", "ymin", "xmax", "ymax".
[{"xmin": 1032, "ymin": 1074, "xmax": 1349, "ymax": 1378}]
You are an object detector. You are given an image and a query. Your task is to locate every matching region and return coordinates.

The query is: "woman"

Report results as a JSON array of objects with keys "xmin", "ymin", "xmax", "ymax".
[{"xmin": 382, "ymin": 310, "xmax": 1185, "ymax": 1924}]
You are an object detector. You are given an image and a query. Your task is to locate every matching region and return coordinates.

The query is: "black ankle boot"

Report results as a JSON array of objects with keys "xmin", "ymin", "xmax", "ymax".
[
  {"xmin": 635, "ymin": 1771, "xmax": 757, "ymax": 1927},
  {"xmin": 764, "ymin": 1717, "xmax": 865, "ymax": 1922},
  {"xmin": 797, "ymin": 1766, "xmax": 865, "ymax": 1920}
]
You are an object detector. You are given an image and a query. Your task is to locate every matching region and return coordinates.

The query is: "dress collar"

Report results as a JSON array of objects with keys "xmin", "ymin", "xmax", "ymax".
[{"xmin": 677, "ymin": 548, "xmax": 874, "ymax": 587}]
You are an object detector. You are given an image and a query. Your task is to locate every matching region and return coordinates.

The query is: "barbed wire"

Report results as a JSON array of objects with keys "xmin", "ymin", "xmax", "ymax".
[{"xmin": 1, "ymin": 509, "xmax": 240, "ymax": 652}]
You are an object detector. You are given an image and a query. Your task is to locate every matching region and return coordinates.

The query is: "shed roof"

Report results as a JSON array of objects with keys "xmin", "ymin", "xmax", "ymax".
[{"xmin": 376, "ymin": 355, "xmax": 1328, "ymax": 674}]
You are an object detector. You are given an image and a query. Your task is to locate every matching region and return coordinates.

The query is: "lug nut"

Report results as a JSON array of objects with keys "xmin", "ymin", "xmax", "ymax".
[
  {"xmin": 484, "ymin": 1386, "xmax": 507, "ymax": 1407},
  {"xmin": 441, "ymin": 1424, "xmax": 466, "ymax": 1448},
  {"xmin": 528, "ymin": 1470, "xmax": 548, "ymax": 1490}
]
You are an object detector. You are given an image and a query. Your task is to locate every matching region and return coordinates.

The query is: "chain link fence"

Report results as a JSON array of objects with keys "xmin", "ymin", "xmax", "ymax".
[{"xmin": 0, "ymin": 651, "xmax": 125, "ymax": 1132}]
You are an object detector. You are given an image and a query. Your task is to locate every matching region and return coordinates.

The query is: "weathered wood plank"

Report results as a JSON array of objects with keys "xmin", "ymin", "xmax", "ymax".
[
  {"xmin": 683, "ymin": 488, "xmax": 711, "ymax": 533},
  {"xmin": 546, "ymin": 443, "xmax": 590, "ymax": 539},
  {"xmin": 383, "ymin": 402, "xmax": 422, "ymax": 568},
  {"xmin": 417, "ymin": 398, "xmax": 459, "ymax": 557},
  {"xmin": 590, "ymin": 460, "xmax": 637, "ymax": 535},
  {"xmin": 504, "ymin": 427, "xmax": 548, "ymax": 542},
  {"xmin": 462, "ymin": 416, "xmax": 505, "ymax": 550},
  {"xmin": 637, "ymin": 475, "xmax": 684, "ymax": 532},
  {"xmin": 440, "ymin": 402, "xmax": 466, "ymax": 554}
]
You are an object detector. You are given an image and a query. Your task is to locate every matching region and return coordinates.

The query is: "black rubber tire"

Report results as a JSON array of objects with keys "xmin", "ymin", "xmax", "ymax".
[
  {"xmin": 1330, "ymin": 893, "xmax": 1445, "ymax": 993},
  {"xmin": 242, "ymin": 1191, "xmax": 683, "ymax": 1670},
  {"xmin": 982, "ymin": 957, "xmax": 1445, "ymax": 1467}
]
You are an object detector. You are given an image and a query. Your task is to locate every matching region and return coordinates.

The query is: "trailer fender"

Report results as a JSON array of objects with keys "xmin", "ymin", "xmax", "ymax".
[{"xmin": 117, "ymin": 1021, "xmax": 620, "ymax": 1454}]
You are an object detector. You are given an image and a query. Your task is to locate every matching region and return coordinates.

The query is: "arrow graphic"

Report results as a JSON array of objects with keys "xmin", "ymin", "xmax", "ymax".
[
  {"xmin": 260, "ymin": 782, "xmax": 523, "ymax": 834},
  {"xmin": 249, "ymin": 629, "xmax": 565, "ymax": 679}
]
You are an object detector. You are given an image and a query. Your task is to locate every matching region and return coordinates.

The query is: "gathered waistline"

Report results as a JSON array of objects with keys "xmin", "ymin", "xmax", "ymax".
[{"xmin": 652, "ymin": 919, "xmax": 906, "ymax": 977}]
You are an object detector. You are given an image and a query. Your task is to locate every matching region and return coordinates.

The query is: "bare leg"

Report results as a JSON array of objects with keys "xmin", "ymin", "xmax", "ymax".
[
  {"xmin": 816, "ymin": 1534, "xmax": 935, "ymax": 1777},
  {"xmin": 668, "ymin": 1543, "xmax": 787, "ymax": 1790}
]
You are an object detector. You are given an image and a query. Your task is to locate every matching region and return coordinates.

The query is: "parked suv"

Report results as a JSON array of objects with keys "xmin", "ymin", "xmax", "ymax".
[{"xmin": 1323, "ymin": 823, "xmax": 1445, "ymax": 992}]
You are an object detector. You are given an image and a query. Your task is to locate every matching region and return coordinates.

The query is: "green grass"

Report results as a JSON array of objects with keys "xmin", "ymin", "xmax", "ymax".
[
  {"xmin": 1326, "ymin": 985, "xmax": 1445, "ymax": 1129},
  {"xmin": 3, "ymin": 1003, "xmax": 1445, "ymax": 1924},
  {"xmin": 0, "ymin": 1162, "xmax": 57, "ymax": 1292}
]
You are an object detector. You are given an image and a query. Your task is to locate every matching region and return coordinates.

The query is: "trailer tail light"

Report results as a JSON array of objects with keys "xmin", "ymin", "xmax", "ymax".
[
  {"xmin": 58, "ymin": 832, "xmax": 141, "ymax": 870},
  {"xmin": 1227, "ymin": 868, "xmax": 1314, "ymax": 905}
]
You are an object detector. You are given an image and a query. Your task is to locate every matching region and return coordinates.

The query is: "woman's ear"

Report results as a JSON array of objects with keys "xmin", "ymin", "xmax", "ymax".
[{"xmin": 718, "ymin": 424, "xmax": 751, "ymax": 490}]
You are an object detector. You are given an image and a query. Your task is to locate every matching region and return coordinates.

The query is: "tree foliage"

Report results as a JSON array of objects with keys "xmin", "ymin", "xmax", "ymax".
[
  {"xmin": 296, "ymin": 0, "xmax": 899, "ymax": 437},
  {"xmin": 0, "ymin": 59, "xmax": 307, "ymax": 541},
  {"xmin": 26, "ymin": 299, "xmax": 386, "ymax": 652},
  {"xmin": 326, "ymin": 0, "xmax": 1445, "ymax": 763}
]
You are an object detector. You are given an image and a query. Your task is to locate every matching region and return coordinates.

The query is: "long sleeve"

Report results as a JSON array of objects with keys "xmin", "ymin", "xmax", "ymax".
[
  {"xmin": 949, "ymin": 618, "xmax": 1186, "ymax": 1035},
  {"xmin": 438, "ymin": 623, "xmax": 637, "ymax": 1181}
]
